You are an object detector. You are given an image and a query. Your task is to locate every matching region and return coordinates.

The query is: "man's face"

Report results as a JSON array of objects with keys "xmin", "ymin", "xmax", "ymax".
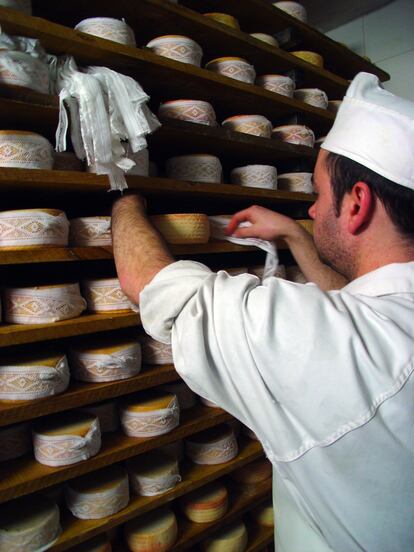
[{"xmin": 308, "ymin": 150, "xmax": 351, "ymax": 277}]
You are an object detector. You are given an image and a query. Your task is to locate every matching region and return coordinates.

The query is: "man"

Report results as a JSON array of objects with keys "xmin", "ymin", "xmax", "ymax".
[{"xmin": 112, "ymin": 73, "xmax": 414, "ymax": 551}]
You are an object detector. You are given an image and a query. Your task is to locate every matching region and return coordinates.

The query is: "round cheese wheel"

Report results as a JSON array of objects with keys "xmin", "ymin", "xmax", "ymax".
[
  {"xmin": 231, "ymin": 459, "xmax": 272, "ymax": 484},
  {"xmin": 0, "ymin": 353, "xmax": 69, "ymax": 401},
  {"xmin": 150, "ymin": 214, "xmax": 210, "ymax": 244},
  {"xmin": 127, "ymin": 450, "xmax": 181, "ymax": 496},
  {"xmin": 82, "ymin": 277, "xmax": 134, "ymax": 313},
  {"xmin": 139, "ymin": 335, "xmax": 173, "ymax": 365},
  {"xmin": 33, "ymin": 410, "xmax": 101, "ymax": 467},
  {"xmin": 124, "ymin": 507, "xmax": 177, "ymax": 552},
  {"xmin": 186, "ymin": 424, "xmax": 238, "ymax": 465},
  {"xmin": 181, "ymin": 482, "xmax": 228, "ymax": 523},
  {"xmin": 0, "ymin": 209, "xmax": 69, "ymax": 249},
  {"xmin": 120, "ymin": 390, "xmax": 180, "ymax": 438},
  {"xmin": 69, "ymin": 216, "xmax": 111, "ymax": 247},
  {"xmin": 202, "ymin": 520, "xmax": 248, "ymax": 552},
  {"xmin": 66, "ymin": 465, "xmax": 129, "ymax": 519},
  {"xmin": 4, "ymin": 283, "xmax": 86, "ymax": 324},
  {"xmin": 0, "ymin": 421, "xmax": 31, "ymax": 462},
  {"xmin": 0, "ymin": 130, "xmax": 53, "ymax": 170},
  {"xmin": 0, "ymin": 496, "xmax": 60, "ymax": 552},
  {"xmin": 251, "ymin": 500, "xmax": 274, "ymax": 527},
  {"xmin": 70, "ymin": 340, "xmax": 141, "ymax": 382}
]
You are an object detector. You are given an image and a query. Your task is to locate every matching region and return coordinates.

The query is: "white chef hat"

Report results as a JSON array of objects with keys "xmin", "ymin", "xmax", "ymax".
[{"xmin": 322, "ymin": 72, "xmax": 414, "ymax": 191}]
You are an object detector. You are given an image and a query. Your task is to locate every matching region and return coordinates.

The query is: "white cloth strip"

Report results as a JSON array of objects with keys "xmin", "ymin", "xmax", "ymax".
[
  {"xmin": 121, "ymin": 397, "xmax": 180, "ymax": 437},
  {"xmin": 209, "ymin": 216, "xmax": 279, "ymax": 281},
  {"xmin": 33, "ymin": 418, "xmax": 101, "ymax": 467},
  {"xmin": 0, "ymin": 211, "xmax": 69, "ymax": 247}
]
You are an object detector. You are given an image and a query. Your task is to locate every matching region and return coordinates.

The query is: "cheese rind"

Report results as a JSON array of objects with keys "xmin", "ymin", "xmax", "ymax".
[
  {"xmin": 0, "ymin": 354, "xmax": 69, "ymax": 401},
  {"xmin": 186, "ymin": 424, "xmax": 238, "ymax": 465},
  {"xmin": 124, "ymin": 507, "xmax": 177, "ymax": 552},
  {"xmin": 0, "ymin": 209, "xmax": 69, "ymax": 248},
  {"xmin": 127, "ymin": 451, "xmax": 181, "ymax": 496},
  {"xmin": 0, "ymin": 421, "xmax": 31, "ymax": 462},
  {"xmin": 82, "ymin": 278, "xmax": 135, "ymax": 313},
  {"xmin": 251, "ymin": 500, "xmax": 274, "ymax": 527},
  {"xmin": 4, "ymin": 283, "xmax": 86, "ymax": 324},
  {"xmin": 0, "ymin": 496, "xmax": 60, "ymax": 552},
  {"xmin": 150, "ymin": 213, "xmax": 210, "ymax": 244},
  {"xmin": 120, "ymin": 391, "xmax": 180, "ymax": 438},
  {"xmin": 181, "ymin": 482, "xmax": 228, "ymax": 523},
  {"xmin": 66, "ymin": 465, "xmax": 129, "ymax": 519},
  {"xmin": 33, "ymin": 411, "xmax": 101, "ymax": 467},
  {"xmin": 70, "ymin": 340, "xmax": 141, "ymax": 382},
  {"xmin": 202, "ymin": 520, "xmax": 248, "ymax": 552}
]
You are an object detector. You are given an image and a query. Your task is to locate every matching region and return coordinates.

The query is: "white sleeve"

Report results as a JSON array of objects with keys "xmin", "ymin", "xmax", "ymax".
[{"xmin": 140, "ymin": 260, "xmax": 410, "ymax": 463}]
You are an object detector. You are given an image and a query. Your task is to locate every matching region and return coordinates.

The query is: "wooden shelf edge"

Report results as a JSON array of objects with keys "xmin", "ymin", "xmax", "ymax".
[
  {"xmin": 0, "ymin": 365, "xmax": 179, "ymax": 427},
  {"xmin": 0, "ymin": 406, "xmax": 233, "ymax": 503},
  {"xmin": 51, "ymin": 440, "xmax": 264, "ymax": 551},
  {"xmin": 0, "ymin": 312, "xmax": 140, "ymax": 348}
]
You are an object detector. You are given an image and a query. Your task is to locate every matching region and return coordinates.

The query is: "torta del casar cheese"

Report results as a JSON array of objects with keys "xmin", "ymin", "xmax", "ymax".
[
  {"xmin": 70, "ymin": 340, "xmax": 141, "ymax": 382},
  {"xmin": 33, "ymin": 410, "xmax": 101, "ymax": 467},
  {"xmin": 0, "ymin": 209, "xmax": 69, "ymax": 249},
  {"xmin": 69, "ymin": 216, "xmax": 112, "ymax": 247},
  {"xmin": 0, "ymin": 496, "xmax": 60, "ymax": 552},
  {"xmin": 66, "ymin": 465, "xmax": 129, "ymax": 519},
  {"xmin": 82, "ymin": 277, "xmax": 135, "ymax": 313},
  {"xmin": 0, "ymin": 421, "xmax": 31, "ymax": 462},
  {"xmin": 202, "ymin": 520, "xmax": 248, "ymax": 552},
  {"xmin": 120, "ymin": 390, "xmax": 179, "ymax": 438},
  {"xmin": 186, "ymin": 424, "xmax": 238, "ymax": 465},
  {"xmin": 0, "ymin": 130, "xmax": 53, "ymax": 170},
  {"xmin": 139, "ymin": 334, "xmax": 173, "ymax": 365},
  {"xmin": 4, "ymin": 283, "xmax": 86, "ymax": 324},
  {"xmin": 181, "ymin": 482, "xmax": 228, "ymax": 523},
  {"xmin": 150, "ymin": 214, "xmax": 210, "ymax": 244},
  {"xmin": 81, "ymin": 400, "xmax": 119, "ymax": 433},
  {"xmin": 231, "ymin": 459, "xmax": 272, "ymax": 484},
  {"xmin": 124, "ymin": 507, "xmax": 177, "ymax": 552},
  {"xmin": 127, "ymin": 450, "xmax": 181, "ymax": 496},
  {"xmin": 0, "ymin": 353, "xmax": 69, "ymax": 401}
]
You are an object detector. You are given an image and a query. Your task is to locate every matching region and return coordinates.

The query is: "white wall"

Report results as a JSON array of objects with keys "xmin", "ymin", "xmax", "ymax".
[{"xmin": 326, "ymin": 0, "xmax": 414, "ymax": 100}]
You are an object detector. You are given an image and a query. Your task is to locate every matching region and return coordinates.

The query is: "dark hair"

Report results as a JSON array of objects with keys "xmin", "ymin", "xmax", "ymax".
[{"xmin": 326, "ymin": 152, "xmax": 414, "ymax": 237}]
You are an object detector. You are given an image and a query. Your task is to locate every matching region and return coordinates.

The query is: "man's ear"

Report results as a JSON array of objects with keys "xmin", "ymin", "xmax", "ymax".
[{"xmin": 347, "ymin": 181, "xmax": 374, "ymax": 235}]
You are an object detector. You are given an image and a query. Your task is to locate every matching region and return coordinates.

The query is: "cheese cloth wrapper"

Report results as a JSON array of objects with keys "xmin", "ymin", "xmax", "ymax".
[
  {"xmin": 53, "ymin": 56, "xmax": 160, "ymax": 190},
  {"xmin": 209, "ymin": 216, "xmax": 279, "ymax": 280}
]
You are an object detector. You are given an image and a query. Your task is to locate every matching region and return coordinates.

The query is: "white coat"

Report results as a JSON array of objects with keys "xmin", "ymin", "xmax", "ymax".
[{"xmin": 140, "ymin": 260, "xmax": 414, "ymax": 552}]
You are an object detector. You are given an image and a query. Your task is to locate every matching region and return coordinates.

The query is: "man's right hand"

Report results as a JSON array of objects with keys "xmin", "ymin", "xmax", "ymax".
[{"xmin": 226, "ymin": 205, "xmax": 303, "ymax": 243}]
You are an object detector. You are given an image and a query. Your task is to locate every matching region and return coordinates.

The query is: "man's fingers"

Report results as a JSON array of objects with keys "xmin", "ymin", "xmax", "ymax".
[
  {"xmin": 233, "ymin": 226, "xmax": 258, "ymax": 239},
  {"xmin": 226, "ymin": 207, "xmax": 255, "ymax": 235}
]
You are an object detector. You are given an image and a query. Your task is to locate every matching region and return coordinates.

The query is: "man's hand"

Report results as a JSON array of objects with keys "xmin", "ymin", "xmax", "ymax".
[{"xmin": 226, "ymin": 205, "xmax": 302, "ymax": 244}]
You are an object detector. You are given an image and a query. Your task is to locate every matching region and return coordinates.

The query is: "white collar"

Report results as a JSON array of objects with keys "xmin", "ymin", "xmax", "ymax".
[{"xmin": 342, "ymin": 262, "xmax": 414, "ymax": 297}]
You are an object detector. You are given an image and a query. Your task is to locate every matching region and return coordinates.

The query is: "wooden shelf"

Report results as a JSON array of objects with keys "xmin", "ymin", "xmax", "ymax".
[
  {"xmin": 0, "ymin": 365, "xmax": 178, "ymax": 427},
  {"xmin": 0, "ymin": 7, "xmax": 334, "ymax": 134},
  {"xmin": 170, "ymin": 479, "xmax": 272, "ymax": 551},
  {"xmin": 0, "ymin": 405, "xmax": 233, "ymax": 503},
  {"xmin": 181, "ymin": 0, "xmax": 389, "ymax": 82},
  {"xmin": 0, "ymin": 312, "xmax": 140, "ymax": 348},
  {"xmin": 0, "ymin": 168, "xmax": 316, "ymax": 204},
  {"xmin": 50, "ymin": 439, "xmax": 264, "ymax": 551},
  {"xmin": 33, "ymin": 0, "xmax": 348, "ymax": 99},
  {"xmin": 246, "ymin": 524, "xmax": 274, "ymax": 552}
]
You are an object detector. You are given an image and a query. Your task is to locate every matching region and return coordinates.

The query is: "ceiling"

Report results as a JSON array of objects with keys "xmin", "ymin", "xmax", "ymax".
[{"xmin": 296, "ymin": 0, "xmax": 393, "ymax": 31}]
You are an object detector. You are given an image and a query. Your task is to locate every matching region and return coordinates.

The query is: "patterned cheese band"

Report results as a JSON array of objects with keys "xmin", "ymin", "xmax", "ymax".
[
  {"xmin": 139, "ymin": 334, "xmax": 174, "ymax": 365},
  {"xmin": 120, "ymin": 395, "xmax": 180, "ymax": 438},
  {"xmin": 0, "ymin": 498, "xmax": 61, "ymax": 552},
  {"xmin": 0, "ymin": 131, "xmax": 54, "ymax": 170},
  {"xmin": 4, "ymin": 284, "xmax": 87, "ymax": 324},
  {"xmin": 82, "ymin": 278, "xmax": 138, "ymax": 312},
  {"xmin": 70, "ymin": 342, "xmax": 142, "ymax": 382},
  {"xmin": 69, "ymin": 217, "xmax": 112, "ymax": 247},
  {"xmin": 0, "ymin": 355, "xmax": 70, "ymax": 401},
  {"xmin": 186, "ymin": 427, "xmax": 238, "ymax": 465},
  {"xmin": 33, "ymin": 417, "xmax": 101, "ymax": 467},
  {"xmin": 65, "ymin": 471, "xmax": 130, "ymax": 519},
  {"xmin": 0, "ymin": 210, "xmax": 69, "ymax": 248},
  {"xmin": 127, "ymin": 452, "xmax": 181, "ymax": 497},
  {"xmin": 0, "ymin": 421, "xmax": 32, "ymax": 462},
  {"xmin": 81, "ymin": 401, "xmax": 119, "ymax": 433}
]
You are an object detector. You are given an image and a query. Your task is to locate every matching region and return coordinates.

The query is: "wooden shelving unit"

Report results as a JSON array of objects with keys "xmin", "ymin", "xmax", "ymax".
[{"xmin": 0, "ymin": 0, "xmax": 386, "ymax": 549}]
